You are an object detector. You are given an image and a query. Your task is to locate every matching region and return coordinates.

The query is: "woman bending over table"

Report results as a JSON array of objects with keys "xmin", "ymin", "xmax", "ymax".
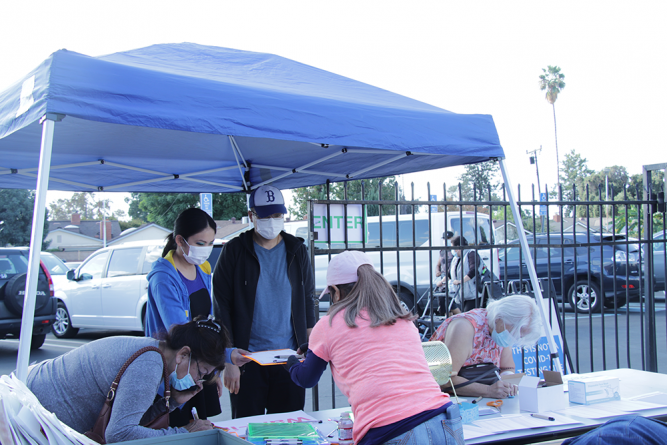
[
  {"xmin": 287, "ymin": 251, "xmax": 464, "ymax": 445},
  {"xmin": 27, "ymin": 318, "xmax": 226, "ymax": 443},
  {"xmin": 430, "ymin": 294, "xmax": 542, "ymax": 398}
]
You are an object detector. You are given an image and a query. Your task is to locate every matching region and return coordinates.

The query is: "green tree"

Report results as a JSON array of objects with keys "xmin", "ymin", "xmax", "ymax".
[
  {"xmin": 119, "ymin": 218, "xmax": 145, "ymax": 232},
  {"xmin": 126, "ymin": 193, "xmax": 149, "ymax": 222},
  {"xmin": 128, "ymin": 192, "xmax": 247, "ymax": 230},
  {"xmin": 492, "ymin": 206, "xmax": 536, "ymax": 235},
  {"xmin": 539, "ymin": 66, "xmax": 566, "ymax": 186},
  {"xmin": 622, "ymin": 172, "xmax": 664, "ymax": 200},
  {"xmin": 288, "ymin": 177, "xmax": 411, "ymax": 220},
  {"xmin": 0, "ymin": 189, "xmax": 50, "ymax": 249},
  {"xmin": 612, "ymin": 171, "xmax": 665, "ymax": 236},
  {"xmin": 557, "ymin": 149, "xmax": 593, "ymax": 216},
  {"xmin": 449, "ymin": 162, "xmax": 501, "ymax": 202},
  {"xmin": 48, "ymin": 192, "xmax": 125, "ymax": 221}
]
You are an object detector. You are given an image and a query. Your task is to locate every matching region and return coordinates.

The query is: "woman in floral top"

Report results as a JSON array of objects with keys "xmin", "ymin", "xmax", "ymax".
[{"xmin": 430, "ymin": 295, "xmax": 542, "ymax": 398}]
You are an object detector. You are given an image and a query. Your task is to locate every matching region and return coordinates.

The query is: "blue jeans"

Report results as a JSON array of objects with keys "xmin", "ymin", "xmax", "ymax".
[{"xmin": 382, "ymin": 412, "xmax": 465, "ymax": 445}]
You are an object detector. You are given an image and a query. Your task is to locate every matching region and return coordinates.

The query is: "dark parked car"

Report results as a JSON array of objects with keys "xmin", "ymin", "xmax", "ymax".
[
  {"xmin": 651, "ymin": 232, "xmax": 666, "ymax": 292},
  {"xmin": 0, "ymin": 248, "xmax": 56, "ymax": 349},
  {"xmin": 498, "ymin": 233, "xmax": 642, "ymax": 314}
]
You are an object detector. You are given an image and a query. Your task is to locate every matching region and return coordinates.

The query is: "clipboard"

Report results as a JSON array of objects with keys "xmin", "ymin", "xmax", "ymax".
[{"xmin": 243, "ymin": 349, "xmax": 300, "ymax": 366}]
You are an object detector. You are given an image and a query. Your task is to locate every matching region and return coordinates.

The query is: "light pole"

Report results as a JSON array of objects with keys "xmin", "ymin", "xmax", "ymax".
[
  {"xmin": 527, "ymin": 146, "xmax": 544, "ymax": 232},
  {"xmin": 99, "ymin": 201, "xmax": 108, "ymax": 248}
]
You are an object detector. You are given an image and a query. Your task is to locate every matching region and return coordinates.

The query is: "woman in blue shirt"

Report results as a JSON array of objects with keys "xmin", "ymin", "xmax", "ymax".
[{"xmin": 146, "ymin": 207, "xmax": 248, "ymax": 426}]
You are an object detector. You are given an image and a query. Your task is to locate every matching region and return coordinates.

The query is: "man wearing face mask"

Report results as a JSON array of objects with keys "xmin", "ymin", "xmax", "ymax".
[{"xmin": 213, "ymin": 185, "xmax": 316, "ymax": 418}]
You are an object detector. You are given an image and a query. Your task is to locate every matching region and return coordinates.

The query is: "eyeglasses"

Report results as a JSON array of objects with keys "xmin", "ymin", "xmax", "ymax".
[{"xmin": 195, "ymin": 359, "xmax": 213, "ymax": 383}]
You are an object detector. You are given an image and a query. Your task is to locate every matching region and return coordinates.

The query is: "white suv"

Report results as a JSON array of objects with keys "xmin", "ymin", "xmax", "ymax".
[{"xmin": 52, "ymin": 242, "xmax": 164, "ymax": 338}]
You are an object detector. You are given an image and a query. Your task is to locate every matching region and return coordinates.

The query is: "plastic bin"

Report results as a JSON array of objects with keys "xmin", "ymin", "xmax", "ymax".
[{"xmin": 122, "ymin": 429, "xmax": 248, "ymax": 445}]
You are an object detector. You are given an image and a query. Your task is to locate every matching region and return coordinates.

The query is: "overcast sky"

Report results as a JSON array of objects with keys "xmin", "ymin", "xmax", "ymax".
[{"xmin": 2, "ymin": 1, "xmax": 665, "ymax": 218}]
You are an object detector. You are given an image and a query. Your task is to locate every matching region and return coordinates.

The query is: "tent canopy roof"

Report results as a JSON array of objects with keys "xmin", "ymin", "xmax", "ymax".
[{"xmin": 0, "ymin": 43, "xmax": 503, "ymax": 192}]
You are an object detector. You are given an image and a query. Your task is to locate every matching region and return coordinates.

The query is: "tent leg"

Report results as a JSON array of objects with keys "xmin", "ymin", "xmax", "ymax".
[
  {"xmin": 16, "ymin": 115, "xmax": 56, "ymax": 382},
  {"xmin": 499, "ymin": 158, "xmax": 563, "ymax": 374}
]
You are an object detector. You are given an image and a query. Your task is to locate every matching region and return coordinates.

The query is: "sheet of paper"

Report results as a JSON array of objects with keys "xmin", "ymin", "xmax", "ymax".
[
  {"xmin": 615, "ymin": 399, "xmax": 665, "ymax": 411},
  {"xmin": 463, "ymin": 423, "xmax": 497, "ymax": 440},
  {"xmin": 14, "ymin": 406, "xmax": 48, "ymax": 445},
  {"xmin": 556, "ymin": 403, "xmax": 628, "ymax": 419},
  {"xmin": 242, "ymin": 349, "xmax": 299, "ymax": 365},
  {"xmin": 213, "ymin": 410, "xmax": 319, "ymax": 437},
  {"xmin": 0, "ymin": 401, "xmax": 15, "ymax": 445},
  {"xmin": 628, "ymin": 392, "xmax": 667, "ymax": 406},
  {"xmin": 470, "ymin": 412, "xmax": 580, "ymax": 434},
  {"xmin": 560, "ymin": 399, "xmax": 665, "ymax": 418}
]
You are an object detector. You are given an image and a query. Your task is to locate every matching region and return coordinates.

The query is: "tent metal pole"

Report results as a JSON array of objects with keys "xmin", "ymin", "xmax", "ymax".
[
  {"xmin": 228, "ymin": 136, "xmax": 248, "ymax": 191},
  {"xmin": 16, "ymin": 115, "xmax": 58, "ymax": 382},
  {"xmin": 499, "ymin": 158, "xmax": 563, "ymax": 374}
]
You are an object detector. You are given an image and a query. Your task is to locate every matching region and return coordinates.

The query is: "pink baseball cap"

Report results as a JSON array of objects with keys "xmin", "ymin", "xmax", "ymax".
[{"xmin": 318, "ymin": 250, "xmax": 374, "ymax": 299}]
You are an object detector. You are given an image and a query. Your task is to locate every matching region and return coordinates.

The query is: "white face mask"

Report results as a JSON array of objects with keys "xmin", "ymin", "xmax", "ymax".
[
  {"xmin": 254, "ymin": 215, "xmax": 284, "ymax": 240},
  {"xmin": 180, "ymin": 239, "xmax": 213, "ymax": 265}
]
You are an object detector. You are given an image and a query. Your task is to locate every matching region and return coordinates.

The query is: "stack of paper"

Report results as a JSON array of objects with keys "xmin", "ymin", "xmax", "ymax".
[
  {"xmin": 0, "ymin": 374, "xmax": 95, "ymax": 445},
  {"xmin": 213, "ymin": 410, "xmax": 321, "ymax": 438}
]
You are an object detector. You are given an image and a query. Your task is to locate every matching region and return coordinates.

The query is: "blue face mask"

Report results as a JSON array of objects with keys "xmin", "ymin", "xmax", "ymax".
[
  {"xmin": 492, "ymin": 329, "xmax": 516, "ymax": 347},
  {"xmin": 170, "ymin": 356, "xmax": 196, "ymax": 391}
]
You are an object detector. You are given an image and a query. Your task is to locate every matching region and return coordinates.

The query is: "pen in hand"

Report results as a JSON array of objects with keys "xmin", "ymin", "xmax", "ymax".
[
  {"xmin": 497, "ymin": 370, "xmax": 516, "ymax": 398},
  {"xmin": 191, "ymin": 407, "xmax": 199, "ymax": 421},
  {"xmin": 531, "ymin": 413, "xmax": 555, "ymax": 421}
]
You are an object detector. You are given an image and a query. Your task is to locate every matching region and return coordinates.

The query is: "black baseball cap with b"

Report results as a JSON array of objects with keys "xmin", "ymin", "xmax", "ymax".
[{"xmin": 249, "ymin": 185, "xmax": 287, "ymax": 218}]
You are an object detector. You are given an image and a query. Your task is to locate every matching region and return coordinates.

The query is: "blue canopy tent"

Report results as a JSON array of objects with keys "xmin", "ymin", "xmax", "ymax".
[{"xmin": 0, "ymin": 43, "xmax": 557, "ymax": 380}]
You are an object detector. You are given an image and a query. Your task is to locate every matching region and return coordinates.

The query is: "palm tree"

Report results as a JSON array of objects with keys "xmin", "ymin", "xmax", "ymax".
[{"xmin": 539, "ymin": 66, "xmax": 566, "ymax": 187}]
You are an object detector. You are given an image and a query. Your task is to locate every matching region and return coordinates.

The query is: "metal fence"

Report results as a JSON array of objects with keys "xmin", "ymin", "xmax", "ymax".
[{"xmin": 305, "ymin": 176, "xmax": 667, "ymax": 410}]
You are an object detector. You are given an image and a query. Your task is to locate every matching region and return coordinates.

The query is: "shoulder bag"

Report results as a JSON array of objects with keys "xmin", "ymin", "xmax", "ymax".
[
  {"xmin": 454, "ymin": 362, "xmax": 500, "ymax": 389},
  {"xmin": 85, "ymin": 346, "xmax": 170, "ymax": 444}
]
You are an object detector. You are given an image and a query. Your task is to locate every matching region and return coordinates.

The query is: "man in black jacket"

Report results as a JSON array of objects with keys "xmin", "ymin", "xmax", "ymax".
[{"xmin": 213, "ymin": 185, "xmax": 316, "ymax": 418}]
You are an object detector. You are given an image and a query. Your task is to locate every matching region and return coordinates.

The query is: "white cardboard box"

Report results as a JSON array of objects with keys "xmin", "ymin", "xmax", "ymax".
[
  {"xmin": 568, "ymin": 376, "xmax": 620, "ymax": 405},
  {"xmin": 505, "ymin": 371, "xmax": 568, "ymax": 413}
]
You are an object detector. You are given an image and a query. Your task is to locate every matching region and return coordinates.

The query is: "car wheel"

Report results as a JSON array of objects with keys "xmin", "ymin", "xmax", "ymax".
[
  {"xmin": 30, "ymin": 334, "xmax": 46, "ymax": 350},
  {"xmin": 52, "ymin": 302, "xmax": 79, "ymax": 338},
  {"xmin": 568, "ymin": 281, "xmax": 602, "ymax": 314},
  {"xmin": 395, "ymin": 288, "xmax": 415, "ymax": 314}
]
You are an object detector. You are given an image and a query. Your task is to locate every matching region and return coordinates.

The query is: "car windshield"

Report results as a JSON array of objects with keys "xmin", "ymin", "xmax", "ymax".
[
  {"xmin": 0, "ymin": 253, "xmax": 28, "ymax": 276},
  {"xmin": 40, "ymin": 254, "xmax": 69, "ymax": 275}
]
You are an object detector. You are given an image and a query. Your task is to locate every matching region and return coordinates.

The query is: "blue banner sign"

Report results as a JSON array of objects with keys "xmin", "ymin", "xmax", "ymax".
[
  {"xmin": 430, "ymin": 194, "xmax": 438, "ymax": 212},
  {"xmin": 512, "ymin": 335, "xmax": 565, "ymax": 377},
  {"xmin": 200, "ymin": 193, "xmax": 213, "ymax": 218},
  {"xmin": 540, "ymin": 192, "xmax": 547, "ymax": 216}
]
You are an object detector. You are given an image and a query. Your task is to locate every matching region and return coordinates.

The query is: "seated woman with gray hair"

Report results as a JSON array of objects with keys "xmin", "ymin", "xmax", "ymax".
[{"xmin": 430, "ymin": 294, "xmax": 543, "ymax": 398}]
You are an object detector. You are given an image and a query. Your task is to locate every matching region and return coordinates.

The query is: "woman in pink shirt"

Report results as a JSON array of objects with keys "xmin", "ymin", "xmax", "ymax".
[{"xmin": 287, "ymin": 251, "xmax": 464, "ymax": 445}]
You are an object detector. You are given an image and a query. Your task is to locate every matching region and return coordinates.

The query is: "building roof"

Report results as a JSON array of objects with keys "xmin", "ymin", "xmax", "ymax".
[
  {"xmin": 109, "ymin": 222, "xmax": 170, "ymax": 245},
  {"xmin": 214, "ymin": 220, "xmax": 251, "ymax": 239},
  {"xmin": 48, "ymin": 219, "xmax": 122, "ymax": 239}
]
